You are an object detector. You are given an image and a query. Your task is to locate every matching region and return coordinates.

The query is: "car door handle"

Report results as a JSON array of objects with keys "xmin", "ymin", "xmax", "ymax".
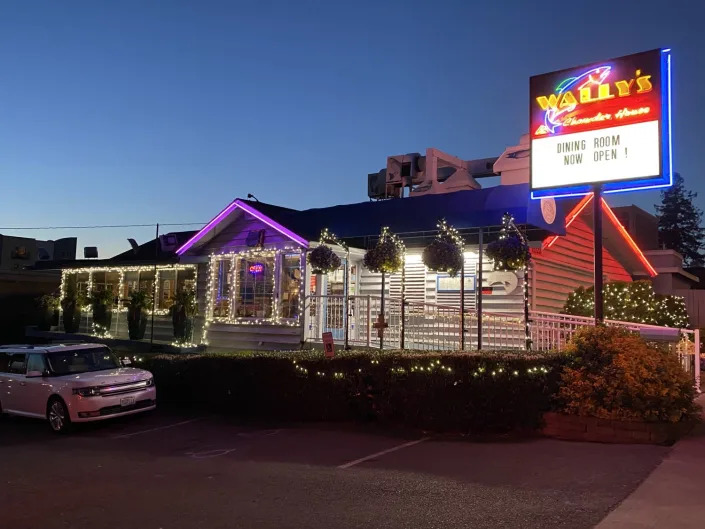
[{"xmin": 19, "ymin": 382, "xmax": 27, "ymax": 386}]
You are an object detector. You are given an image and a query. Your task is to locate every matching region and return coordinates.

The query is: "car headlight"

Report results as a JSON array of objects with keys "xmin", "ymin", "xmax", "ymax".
[
  {"xmin": 72, "ymin": 386, "xmax": 100, "ymax": 397},
  {"xmin": 145, "ymin": 377, "xmax": 154, "ymax": 387}
]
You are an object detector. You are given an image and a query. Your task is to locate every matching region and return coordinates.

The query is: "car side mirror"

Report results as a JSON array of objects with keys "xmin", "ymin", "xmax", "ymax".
[{"xmin": 26, "ymin": 370, "xmax": 44, "ymax": 378}]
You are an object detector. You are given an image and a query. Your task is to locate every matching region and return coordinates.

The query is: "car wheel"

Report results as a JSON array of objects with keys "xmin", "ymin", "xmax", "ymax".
[{"xmin": 47, "ymin": 398, "xmax": 71, "ymax": 434}]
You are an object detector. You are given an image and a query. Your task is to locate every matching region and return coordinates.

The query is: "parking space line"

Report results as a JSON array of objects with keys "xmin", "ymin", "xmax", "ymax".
[
  {"xmin": 111, "ymin": 418, "xmax": 203, "ymax": 439},
  {"xmin": 337, "ymin": 437, "xmax": 430, "ymax": 469}
]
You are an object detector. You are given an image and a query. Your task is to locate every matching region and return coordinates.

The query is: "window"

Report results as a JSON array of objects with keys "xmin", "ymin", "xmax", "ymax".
[
  {"xmin": 213, "ymin": 259, "xmax": 232, "ymax": 318},
  {"xmin": 76, "ymin": 272, "xmax": 90, "ymax": 297},
  {"xmin": 176, "ymin": 267, "xmax": 196, "ymax": 293},
  {"xmin": 279, "ymin": 254, "xmax": 301, "ymax": 319},
  {"xmin": 139, "ymin": 270, "xmax": 155, "ymax": 295},
  {"xmin": 46, "ymin": 347, "xmax": 120, "ymax": 376},
  {"xmin": 8, "ymin": 354, "xmax": 26, "ymax": 374},
  {"xmin": 158, "ymin": 269, "xmax": 176, "ymax": 310},
  {"xmin": 26, "ymin": 354, "xmax": 47, "ymax": 374},
  {"xmin": 0, "ymin": 353, "xmax": 9, "ymax": 373},
  {"xmin": 123, "ymin": 271, "xmax": 139, "ymax": 299},
  {"xmin": 233, "ymin": 256, "xmax": 274, "ymax": 318}
]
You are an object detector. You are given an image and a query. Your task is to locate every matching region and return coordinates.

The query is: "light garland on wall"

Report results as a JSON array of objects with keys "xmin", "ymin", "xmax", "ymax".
[{"xmin": 60, "ymin": 264, "xmax": 198, "ymax": 326}]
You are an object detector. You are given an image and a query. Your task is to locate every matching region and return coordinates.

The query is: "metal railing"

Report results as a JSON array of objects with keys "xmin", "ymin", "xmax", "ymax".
[{"xmin": 303, "ymin": 296, "xmax": 700, "ymax": 390}]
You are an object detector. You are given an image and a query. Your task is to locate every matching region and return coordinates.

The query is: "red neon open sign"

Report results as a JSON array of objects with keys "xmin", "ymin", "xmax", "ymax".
[{"xmin": 248, "ymin": 263, "xmax": 264, "ymax": 275}]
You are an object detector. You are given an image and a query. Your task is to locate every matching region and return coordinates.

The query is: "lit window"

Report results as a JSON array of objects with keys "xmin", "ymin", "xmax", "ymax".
[{"xmin": 234, "ymin": 257, "xmax": 274, "ymax": 319}]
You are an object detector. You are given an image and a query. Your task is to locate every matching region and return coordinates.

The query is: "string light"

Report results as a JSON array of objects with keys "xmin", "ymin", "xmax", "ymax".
[
  {"xmin": 564, "ymin": 280, "xmax": 689, "ymax": 328},
  {"xmin": 490, "ymin": 214, "xmax": 533, "ymax": 350},
  {"xmin": 290, "ymin": 357, "xmax": 551, "ymax": 380},
  {"xmin": 204, "ymin": 247, "xmax": 305, "ymax": 344},
  {"xmin": 60, "ymin": 264, "xmax": 199, "ymax": 332}
]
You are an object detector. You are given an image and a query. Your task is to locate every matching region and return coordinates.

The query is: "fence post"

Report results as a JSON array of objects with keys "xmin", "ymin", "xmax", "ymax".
[
  {"xmin": 695, "ymin": 328, "xmax": 701, "ymax": 394},
  {"xmin": 366, "ymin": 295, "xmax": 371, "ymax": 347},
  {"xmin": 400, "ymin": 266, "xmax": 406, "ymax": 350}
]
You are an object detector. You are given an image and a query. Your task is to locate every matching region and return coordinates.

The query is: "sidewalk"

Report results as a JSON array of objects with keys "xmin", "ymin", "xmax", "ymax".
[{"xmin": 596, "ymin": 394, "xmax": 705, "ymax": 529}]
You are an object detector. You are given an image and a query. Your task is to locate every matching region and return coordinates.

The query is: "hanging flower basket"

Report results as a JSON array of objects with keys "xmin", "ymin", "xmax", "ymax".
[
  {"xmin": 422, "ymin": 220, "xmax": 464, "ymax": 277},
  {"xmin": 486, "ymin": 234, "xmax": 531, "ymax": 271},
  {"xmin": 363, "ymin": 228, "xmax": 404, "ymax": 273},
  {"xmin": 308, "ymin": 245, "xmax": 341, "ymax": 275}
]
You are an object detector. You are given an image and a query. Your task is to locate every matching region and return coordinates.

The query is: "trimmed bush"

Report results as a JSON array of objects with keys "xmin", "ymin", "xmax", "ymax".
[
  {"xmin": 137, "ymin": 350, "xmax": 570, "ymax": 433},
  {"xmin": 556, "ymin": 326, "xmax": 698, "ymax": 423}
]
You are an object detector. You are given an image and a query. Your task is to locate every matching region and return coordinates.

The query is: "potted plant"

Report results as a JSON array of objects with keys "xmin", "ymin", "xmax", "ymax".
[
  {"xmin": 307, "ymin": 245, "xmax": 342, "ymax": 275},
  {"xmin": 126, "ymin": 290, "xmax": 150, "ymax": 340},
  {"xmin": 422, "ymin": 219, "xmax": 464, "ymax": 277},
  {"xmin": 171, "ymin": 287, "xmax": 198, "ymax": 344},
  {"xmin": 90, "ymin": 289, "xmax": 115, "ymax": 336},
  {"xmin": 486, "ymin": 234, "xmax": 531, "ymax": 271},
  {"xmin": 36, "ymin": 294, "xmax": 60, "ymax": 331},
  {"xmin": 61, "ymin": 279, "xmax": 85, "ymax": 334}
]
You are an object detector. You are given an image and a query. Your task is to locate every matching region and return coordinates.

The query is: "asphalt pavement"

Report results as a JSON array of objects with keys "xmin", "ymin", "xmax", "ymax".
[{"xmin": 0, "ymin": 410, "xmax": 670, "ymax": 529}]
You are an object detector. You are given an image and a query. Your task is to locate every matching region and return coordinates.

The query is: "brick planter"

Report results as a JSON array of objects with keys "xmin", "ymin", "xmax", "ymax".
[{"xmin": 542, "ymin": 412, "xmax": 695, "ymax": 445}]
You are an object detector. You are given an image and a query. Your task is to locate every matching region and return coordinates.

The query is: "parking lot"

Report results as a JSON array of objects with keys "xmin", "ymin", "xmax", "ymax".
[{"xmin": 1, "ymin": 410, "xmax": 670, "ymax": 529}]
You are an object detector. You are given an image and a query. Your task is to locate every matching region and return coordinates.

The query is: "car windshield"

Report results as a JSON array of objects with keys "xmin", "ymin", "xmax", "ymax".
[{"xmin": 46, "ymin": 347, "xmax": 122, "ymax": 376}]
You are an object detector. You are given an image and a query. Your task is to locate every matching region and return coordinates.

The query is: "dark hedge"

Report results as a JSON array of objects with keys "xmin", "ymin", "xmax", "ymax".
[{"xmin": 136, "ymin": 350, "xmax": 572, "ymax": 434}]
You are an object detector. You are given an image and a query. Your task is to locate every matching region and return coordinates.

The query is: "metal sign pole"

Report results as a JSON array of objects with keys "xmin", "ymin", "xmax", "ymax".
[
  {"xmin": 593, "ymin": 186, "xmax": 604, "ymax": 323},
  {"xmin": 460, "ymin": 263, "xmax": 465, "ymax": 350},
  {"xmin": 477, "ymin": 228, "xmax": 483, "ymax": 350},
  {"xmin": 150, "ymin": 223, "xmax": 159, "ymax": 347}
]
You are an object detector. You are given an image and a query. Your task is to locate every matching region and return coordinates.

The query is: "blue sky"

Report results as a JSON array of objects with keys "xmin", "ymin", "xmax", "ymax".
[{"xmin": 1, "ymin": 0, "xmax": 704, "ymax": 257}]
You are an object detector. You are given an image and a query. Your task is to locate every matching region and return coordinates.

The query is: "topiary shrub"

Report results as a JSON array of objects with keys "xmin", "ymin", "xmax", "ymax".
[
  {"xmin": 363, "ymin": 227, "xmax": 405, "ymax": 274},
  {"xmin": 486, "ymin": 234, "xmax": 531, "ymax": 271},
  {"xmin": 127, "ymin": 290, "xmax": 150, "ymax": 340},
  {"xmin": 556, "ymin": 326, "xmax": 698, "ymax": 423},
  {"xmin": 563, "ymin": 280, "xmax": 690, "ymax": 328},
  {"xmin": 36, "ymin": 294, "xmax": 60, "ymax": 331},
  {"xmin": 307, "ymin": 245, "xmax": 341, "ymax": 274},
  {"xmin": 90, "ymin": 289, "xmax": 115, "ymax": 335},
  {"xmin": 422, "ymin": 219, "xmax": 464, "ymax": 277},
  {"xmin": 61, "ymin": 276, "xmax": 85, "ymax": 333},
  {"xmin": 171, "ymin": 287, "xmax": 198, "ymax": 343}
]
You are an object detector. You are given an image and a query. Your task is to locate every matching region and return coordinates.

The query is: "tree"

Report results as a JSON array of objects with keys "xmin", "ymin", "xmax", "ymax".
[
  {"xmin": 563, "ymin": 280, "xmax": 689, "ymax": 328},
  {"xmin": 655, "ymin": 173, "xmax": 705, "ymax": 267}
]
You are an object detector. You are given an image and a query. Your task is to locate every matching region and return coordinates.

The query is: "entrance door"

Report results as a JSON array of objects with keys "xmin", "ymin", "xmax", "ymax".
[{"xmin": 323, "ymin": 267, "xmax": 345, "ymax": 340}]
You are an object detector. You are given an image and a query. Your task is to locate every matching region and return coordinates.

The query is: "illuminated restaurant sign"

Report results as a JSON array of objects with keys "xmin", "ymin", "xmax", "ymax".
[
  {"xmin": 248, "ymin": 263, "xmax": 265, "ymax": 275},
  {"xmin": 530, "ymin": 49, "xmax": 672, "ymax": 198}
]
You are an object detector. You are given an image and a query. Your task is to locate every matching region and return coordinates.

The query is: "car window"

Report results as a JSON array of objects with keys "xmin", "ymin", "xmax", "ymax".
[
  {"xmin": 0, "ymin": 353, "xmax": 9, "ymax": 373},
  {"xmin": 26, "ymin": 354, "xmax": 47, "ymax": 374},
  {"xmin": 46, "ymin": 347, "xmax": 121, "ymax": 376},
  {"xmin": 8, "ymin": 353, "xmax": 27, "ymax": 374}
]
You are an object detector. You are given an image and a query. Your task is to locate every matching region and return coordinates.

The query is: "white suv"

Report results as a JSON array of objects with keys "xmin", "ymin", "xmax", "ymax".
[{"xmin": 0, "ymin": 343, "xmax": 156, "ymax": 433}]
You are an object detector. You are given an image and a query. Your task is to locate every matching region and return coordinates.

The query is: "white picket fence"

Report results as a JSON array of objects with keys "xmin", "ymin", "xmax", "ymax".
[{"xmin": 304, "ymin": 295, "xmax": 701, "ymax": 388}]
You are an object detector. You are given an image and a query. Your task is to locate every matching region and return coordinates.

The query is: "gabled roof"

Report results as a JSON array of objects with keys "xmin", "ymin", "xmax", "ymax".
[
  {"xmin": 178, "ymin": 183, "xmax": 566, "ymax": 255},
  {"xmin": 541, "ymin": 194, "xmax": 657, "ymax": 277}
]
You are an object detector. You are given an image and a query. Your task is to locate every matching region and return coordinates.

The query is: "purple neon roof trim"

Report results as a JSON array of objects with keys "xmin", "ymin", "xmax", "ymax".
[
  {"xmin": 175, "ymin": 199, "xmax": 308, "ymax": 256},
  {"xmin": 234, "ymin": 200, "xmax": 309, "ymax": 248}
]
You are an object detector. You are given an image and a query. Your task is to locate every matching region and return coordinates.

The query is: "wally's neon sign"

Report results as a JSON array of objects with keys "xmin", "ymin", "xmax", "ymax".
[{"xmin": 535, "ymin": 66, "xmax": 654, "ymax": 135}]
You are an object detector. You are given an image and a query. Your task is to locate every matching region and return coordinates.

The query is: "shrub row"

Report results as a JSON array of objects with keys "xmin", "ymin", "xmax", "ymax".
[{"xmin": 137, "ymin": 350, "xmax": 571, "ymax": 434}]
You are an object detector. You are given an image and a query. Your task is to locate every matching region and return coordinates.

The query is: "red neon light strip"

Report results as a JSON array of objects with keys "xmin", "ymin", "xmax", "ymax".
[
  {"xmin": 544, "ymin": 193, "xmax": 594, "ymax": 249},
  {"xmin": 601, "ymin": 198, "xmax": 657, "ymax": 277}
]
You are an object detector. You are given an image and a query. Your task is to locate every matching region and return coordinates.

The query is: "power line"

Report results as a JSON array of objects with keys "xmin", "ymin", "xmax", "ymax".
[{"xmin": 0, "ymin": 222, "xmax": 206, "ymax": 231}]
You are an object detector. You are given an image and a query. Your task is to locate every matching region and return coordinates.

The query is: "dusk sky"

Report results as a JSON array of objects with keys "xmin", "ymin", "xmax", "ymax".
[{"xmin": 2, "ymin": 0, "xmax": 704, "ymax": 257}]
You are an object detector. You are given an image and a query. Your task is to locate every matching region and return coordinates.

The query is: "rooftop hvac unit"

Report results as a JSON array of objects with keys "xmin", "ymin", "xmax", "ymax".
[
  {"xmin": 84, "ymin": 247, "xmax": 98, "ymax": 259},
  {"xmin": 159, "ymin": 233, "xmax": 179, "ymax": 252}
]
